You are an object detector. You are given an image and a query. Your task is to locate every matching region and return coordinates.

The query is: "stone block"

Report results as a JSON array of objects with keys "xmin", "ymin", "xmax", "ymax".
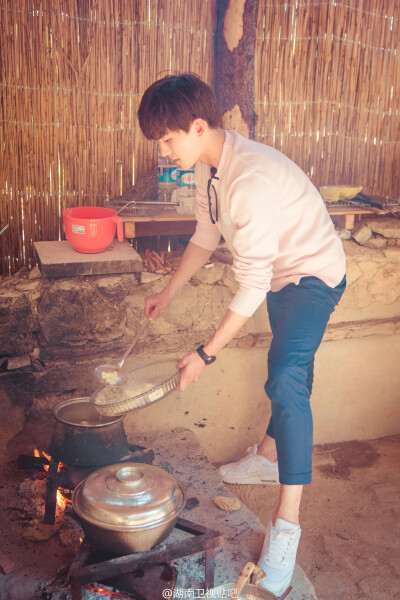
[
  {"xmin": 0, "ymin": 384, "xmax": 27, "ymax": 460},
  {"xmin": 94, "ymin": 273, "xmax": 139, "ymax": 298},
  {"xmin": 338, "ymin": 228, "xmax": 352, "ymax": 240},
  {"xmin": 352, "ymin": 224, "xmax": 372, "ymax": 245},
  {"xmin": 7, "ymin": 355, "xmax": 31, "ymax": 370},
  {"xmin": 364, "ymin": 235, "xmax": 388, "ymax": 250},
  {"xmin": 140, "ymin": 272, "xmax": 163, "ymax": 284},
  {"xmin": 0, "ymin": 293, "xmax": 34, "ymax": 355},
  {"xmin": 28, "ymin": 266, "xmax": 41, "ymax": 279},
  {"xmin": 365, "ymin": 218, "xmax": 400, "ymax": 239},
  {"xmin": 192, "ymin": 262, "xmax": 226, "ymax": 285},
  {"xmin": 0, "ymin": 372, "xmax": 37, "ymax": 409},
  {"xmin": 36, "ymin": 278, "xmax": 128, "ymax": 352}
]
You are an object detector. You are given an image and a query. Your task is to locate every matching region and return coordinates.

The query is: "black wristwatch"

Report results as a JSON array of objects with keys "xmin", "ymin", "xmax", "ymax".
[{"xmin": 196, "ymin": 345, "xmax": 216, "ymax": 365}]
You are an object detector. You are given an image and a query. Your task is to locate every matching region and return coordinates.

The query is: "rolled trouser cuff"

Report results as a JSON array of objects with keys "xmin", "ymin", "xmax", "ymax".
[{"xmin": 279, "ymin": 471, "xmax": 312, "ymax": 485}]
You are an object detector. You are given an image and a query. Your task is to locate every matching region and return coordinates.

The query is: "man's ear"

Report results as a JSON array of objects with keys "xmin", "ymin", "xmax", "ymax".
[{"xmin": 192, "ymin": 118, "xmax": 207, "ymax": 136}]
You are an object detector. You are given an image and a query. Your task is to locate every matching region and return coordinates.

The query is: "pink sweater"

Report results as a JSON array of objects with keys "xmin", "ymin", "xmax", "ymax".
[{"xmin": 190, "ymin": 131, "xmax": 346, "ymax": 317}]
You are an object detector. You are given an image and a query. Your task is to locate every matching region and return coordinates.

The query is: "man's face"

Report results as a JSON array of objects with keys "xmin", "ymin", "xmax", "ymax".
[{"xmin": 158, "ymin": 123, "xmax": 202, "ymax": 170}]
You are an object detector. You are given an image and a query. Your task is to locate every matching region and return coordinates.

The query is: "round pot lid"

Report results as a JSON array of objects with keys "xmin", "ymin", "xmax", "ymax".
[{"xmin": 72, "ymin": 462, "xmax": 186, "ymax": 531}]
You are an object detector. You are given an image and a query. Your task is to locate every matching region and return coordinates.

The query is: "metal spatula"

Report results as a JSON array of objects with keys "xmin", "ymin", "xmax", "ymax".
[{"xmin": 94, "ymin": 317, "xmax": 150, "ymax": 386}]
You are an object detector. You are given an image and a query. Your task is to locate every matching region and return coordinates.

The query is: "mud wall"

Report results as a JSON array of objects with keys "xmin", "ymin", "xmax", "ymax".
[{"xmin": 1, "ymin": 235, "xmax": 400, "ymax": 463}]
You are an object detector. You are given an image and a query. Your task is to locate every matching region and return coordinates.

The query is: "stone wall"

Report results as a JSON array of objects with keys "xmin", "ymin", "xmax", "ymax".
[{"xmin": 1, "ymin": 222, "xmax": 400, "ymax": 463}]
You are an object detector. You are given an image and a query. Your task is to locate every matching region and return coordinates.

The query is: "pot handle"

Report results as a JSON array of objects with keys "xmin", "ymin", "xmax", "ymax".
[
  {"xmin": 113, "ymin": 216, "xmax": 124, "ymax": 242},
  {"xmin": 233, "ymin": 562, "xmax": 256, "ymax": 599}
]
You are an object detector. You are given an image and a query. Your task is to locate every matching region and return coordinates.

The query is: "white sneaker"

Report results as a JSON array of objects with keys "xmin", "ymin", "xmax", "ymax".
[
  {"xmin": 218, "ymin": 445, "xmax": 279, "ymax": 484},
  {"xmin": 258, "ymin": 518, "xmax": 302, "ymax": 597}
]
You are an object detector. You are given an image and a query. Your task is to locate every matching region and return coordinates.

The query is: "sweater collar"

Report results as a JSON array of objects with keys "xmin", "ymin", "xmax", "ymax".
[{"xmin": 210, "ymin": 130, "xmax": 233, "ymax": 182}]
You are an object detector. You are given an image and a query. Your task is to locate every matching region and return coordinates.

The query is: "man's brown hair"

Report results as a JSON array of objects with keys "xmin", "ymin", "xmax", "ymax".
[{"xmin": 138, "ymin": 73, "xmax": 222, "ymax": 140}]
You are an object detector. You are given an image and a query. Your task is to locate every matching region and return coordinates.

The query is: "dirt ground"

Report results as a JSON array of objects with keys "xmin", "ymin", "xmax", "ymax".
[{"xmin": 224, "ymin": 435, "xmax": 400, "ymax": 600}]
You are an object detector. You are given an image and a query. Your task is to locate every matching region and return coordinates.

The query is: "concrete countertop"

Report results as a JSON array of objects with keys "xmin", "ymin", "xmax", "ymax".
[{"xmin": 138, "ymin": 427, "xmax": 318, "ymax": 599}]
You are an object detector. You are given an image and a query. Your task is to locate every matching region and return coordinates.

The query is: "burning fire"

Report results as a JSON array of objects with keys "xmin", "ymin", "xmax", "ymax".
[
  {"xmin": 34, "ymin": 448, "xmax": 70, "ymax": 512},
  {"xmin": 86, "ymin": 584, "xmax": 129, "ymax": 598}
]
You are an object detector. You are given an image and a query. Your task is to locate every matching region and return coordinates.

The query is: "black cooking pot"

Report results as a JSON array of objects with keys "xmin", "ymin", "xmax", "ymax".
[{"xmin": 48, "ymin": 397, "xmax": 129, "ymax": 467}]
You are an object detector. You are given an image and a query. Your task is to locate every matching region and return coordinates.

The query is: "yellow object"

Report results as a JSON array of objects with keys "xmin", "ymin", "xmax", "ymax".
[
  {"xmin": 213, "ymin": 495, "xmax": 241, "ymax": 511},
  {"xmin": 320, "ymin": 185, "xmax": 363, "ymax": 203}
]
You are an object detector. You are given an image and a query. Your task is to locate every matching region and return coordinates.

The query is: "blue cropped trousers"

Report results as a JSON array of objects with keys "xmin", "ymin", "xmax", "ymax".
[{"xmin": 265, "ymin": 275, "xmax": 346, "ymax": 485}]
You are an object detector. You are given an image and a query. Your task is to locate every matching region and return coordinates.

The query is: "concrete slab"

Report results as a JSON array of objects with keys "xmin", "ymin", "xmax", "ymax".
[
  {"xmin": 34, "ymin": 239, "xmax": 142, "ymax": 277},
  {"xmin": 138, "ymin": 427, "xmax": 318, "ymax": 599}
]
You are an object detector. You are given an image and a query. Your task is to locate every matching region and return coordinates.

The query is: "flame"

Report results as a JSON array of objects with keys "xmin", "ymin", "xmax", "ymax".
[
  {"xmin": 33, "ymin": 447, "xmax": 71, "ymax": 512},
  {"xmin": 86, "ymin": 584, "xmax": 129, "ymax": 597},
  {"xmin": 34, "ymin": 447, "xmax": 49, "ymax": 471},
  {"xmin": 56, "ymin": 490, "xmax": 69, "ymax": 512},
  {"xmin": 42, "ymin": 449, "xmax": 51, "ymax": 469}
]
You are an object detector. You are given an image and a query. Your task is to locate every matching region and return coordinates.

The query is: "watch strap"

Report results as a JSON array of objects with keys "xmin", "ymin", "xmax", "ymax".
[{"xmin": 196, "ymin": 345, "xmax": 216, "ymax": 365}]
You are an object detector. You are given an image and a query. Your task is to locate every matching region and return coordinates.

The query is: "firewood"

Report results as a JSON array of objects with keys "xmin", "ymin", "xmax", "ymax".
[
  {"xmin": 147, "ymin": 256, "xmax": 157, "ymax": 273},
  {"xmin": 152, "ymin": 250, "xmax": 163, "ymax": 262},
  {"xmin": 150, "ymin": 252, "xmax": 167, "ymax": 272},
  {"xmin": 164, "ymin": 255, "xmax": 172, "ymax": 268}
]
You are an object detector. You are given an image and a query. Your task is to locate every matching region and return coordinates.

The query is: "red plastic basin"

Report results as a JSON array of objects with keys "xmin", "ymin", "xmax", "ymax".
[{"xmin": 63, "ymin": 207, "xmax": 124, "ymax": 253}]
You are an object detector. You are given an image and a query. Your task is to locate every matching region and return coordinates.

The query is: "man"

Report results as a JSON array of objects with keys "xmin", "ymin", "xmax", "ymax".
[{"xmin": 138, "ymin": 73, "xmax": 346, "ymax": 596}]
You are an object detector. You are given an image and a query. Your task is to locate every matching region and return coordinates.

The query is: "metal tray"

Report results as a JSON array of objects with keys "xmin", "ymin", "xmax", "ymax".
[{"xmin": 90, "ymin": 359, "xmax": 181, "ymax": 417}]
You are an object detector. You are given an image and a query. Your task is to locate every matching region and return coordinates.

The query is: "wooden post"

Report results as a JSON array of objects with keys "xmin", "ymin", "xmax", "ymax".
[{"xmin": 215, "ymin": 0, "xmax": 259, "ymax": 139}]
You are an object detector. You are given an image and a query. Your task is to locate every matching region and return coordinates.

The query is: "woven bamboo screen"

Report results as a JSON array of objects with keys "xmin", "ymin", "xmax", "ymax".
[
  {"xmin": 0, "ymin": 0, "xmax": 215, "ymax": 276},
  {"xmin": 1, "ymin": 1, "xmax": 399, "ymax": 278},
  {"xmin": 255, "ymin": 0, "xmax": 399, "ymax": 194}
]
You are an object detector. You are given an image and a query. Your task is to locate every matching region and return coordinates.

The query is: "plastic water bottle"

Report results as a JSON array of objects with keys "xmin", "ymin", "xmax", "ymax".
[
  {"xmin": 158, "ymin": 152, "xmax": 178, "ymax": 203},
  {"xmin": 173, "ymin": 168, "xmax": 196, "ymax": 214}
]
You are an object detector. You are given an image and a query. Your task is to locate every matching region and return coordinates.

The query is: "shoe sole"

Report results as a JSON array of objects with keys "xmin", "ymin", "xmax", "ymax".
[
  {"xmin": 259, "ymin": 579, "xmax": 292, "ymax": 598},
  {"xmin": 220, "ymin": 473, "xmax": 279, "ymax": 485}
]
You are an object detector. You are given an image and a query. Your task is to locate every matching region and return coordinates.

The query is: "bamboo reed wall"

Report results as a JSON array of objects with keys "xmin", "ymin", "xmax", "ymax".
[
  {"xmin": 1, "ymin": 1, "xmax": 399, "ymax": 277},
  {"xmin": 255, "ymin": 0, "xmax": 399, "ymax": 194},
  {"xmin": 0, "ymin": 0, "xmax": 216, "ymax": 276}
]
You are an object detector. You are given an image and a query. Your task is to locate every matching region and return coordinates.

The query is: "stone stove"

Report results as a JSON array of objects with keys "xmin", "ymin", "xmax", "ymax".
[{"xmin": 1, "ymin": 427, "xmax": 317, "ymax": 599}]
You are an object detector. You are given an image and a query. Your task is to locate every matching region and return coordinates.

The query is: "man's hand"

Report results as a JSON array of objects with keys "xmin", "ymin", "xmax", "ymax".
[
  {"xmin": 144, "ymin": 289, "xmax": 173, "ymax": 319},
  {"xmin": 144, "ymin": 243, "xmax": 213, "ymax": 320},
  {"xmin": 176, "ymin": 351, "xmax": 206, "ymax": 391}
]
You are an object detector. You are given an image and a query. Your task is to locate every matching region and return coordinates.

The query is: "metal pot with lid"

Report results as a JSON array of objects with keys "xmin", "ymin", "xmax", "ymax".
[{"xmin": 72, "ymin": 462, "xmax": 186, "ymax": 554}]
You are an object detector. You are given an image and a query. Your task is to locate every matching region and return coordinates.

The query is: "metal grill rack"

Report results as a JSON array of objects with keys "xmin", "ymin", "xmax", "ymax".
[{"xmin": 68, "ymin": 518, "xmax": 223, "ymax": 600}]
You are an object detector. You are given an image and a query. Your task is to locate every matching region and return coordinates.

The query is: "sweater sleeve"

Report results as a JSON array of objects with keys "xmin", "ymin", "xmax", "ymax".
[
  {"xmin": 189, "ymin": 164, "xmax": 222, "ymax": 251},
  {"xmin": 227, "ymin": 171, "xmax": 280, "ymax": 317}
]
